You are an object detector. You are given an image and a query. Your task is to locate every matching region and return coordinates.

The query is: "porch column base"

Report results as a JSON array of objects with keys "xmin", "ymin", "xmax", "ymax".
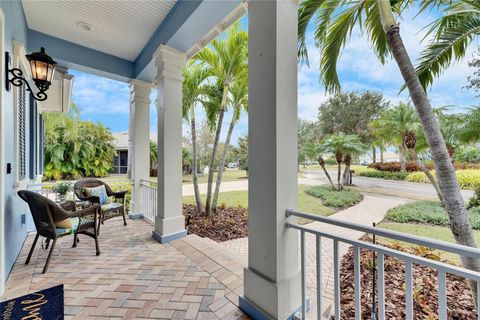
[
  {"xmin": 241, "ymin": 267, "xmax": 302, "ymax": 320},
  {"xmin": 152, "ymin": 230, "xmax": 187, "ymax": 244}
]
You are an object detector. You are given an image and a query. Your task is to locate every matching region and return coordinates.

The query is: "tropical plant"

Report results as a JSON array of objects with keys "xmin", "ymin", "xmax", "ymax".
[
  {"xmin": 456, "ymin": 145, "xmax": 480, "ymax": 163},
  {"xmin": 51, "ymin": 181, "xmax": 72, "ymax": 196},
  {"xmin": 193, "ymin": 22, "xmax": 248, "ymax": 216},
  {"xmin": 319, "ymin": 134, "xmax": 366, "ymax": 189},
  {"xmin": 298, "ymin": 119, "xmax": 322, "ymax": 167},
  {"xmin": 149, "ymin": 141, "xmax": 158, "ymax": 171},
  {"xmin": 212, "ymin": 77, "xmax": 248, "ymax": 211},
  {"xmin": 298, "ymin": 0, "xmax": 480, "ymax": 275},
  {"xmin": 182, "ymin": 63, "xmax": 211, "ymax": 212},
  {"xmin": 43, "ymin": 104, "xmax": 116, "ymax": 180},
  {"xmin": 460, "ymin": 107, "xmax": 480, "ymax": 144}
]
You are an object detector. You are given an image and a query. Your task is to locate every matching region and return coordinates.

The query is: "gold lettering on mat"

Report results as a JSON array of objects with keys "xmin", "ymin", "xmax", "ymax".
[
  {"xmin": 20, "ymin": 293, "xmax": 47, "ymax": 320},
  {"xmin": 1, "ymin": 300, "xmax": 16, "ymax": 319}
]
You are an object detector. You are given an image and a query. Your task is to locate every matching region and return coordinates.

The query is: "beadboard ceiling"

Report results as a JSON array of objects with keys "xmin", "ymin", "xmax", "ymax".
[{"xmin": 21, "ymin": 0, "xmax": 177, "ymax": 61}]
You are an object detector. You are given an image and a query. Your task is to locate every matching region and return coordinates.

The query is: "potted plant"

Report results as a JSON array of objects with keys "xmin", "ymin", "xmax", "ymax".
[{"xmin": 52, "ymin": 181, "xmax": 72, "ymax": 202}]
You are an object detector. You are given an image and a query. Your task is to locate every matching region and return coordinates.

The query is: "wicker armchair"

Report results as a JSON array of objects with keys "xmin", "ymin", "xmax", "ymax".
[
  {"xmin": 17, "ymin": 190, "xmax": 101, "ymax": 274},
  {"xmin": 74, "ymin": 179, "xmax": 127, "ymax": 234}
]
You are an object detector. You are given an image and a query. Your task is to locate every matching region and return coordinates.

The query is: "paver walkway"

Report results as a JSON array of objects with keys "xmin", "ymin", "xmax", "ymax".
[
  {"xmin": 220, "ymin": 194, "xmax": 407, "ymax": 317},
  {"xmin": 2, "ymin": 218, "xmax": 249, "ymax": 320}
]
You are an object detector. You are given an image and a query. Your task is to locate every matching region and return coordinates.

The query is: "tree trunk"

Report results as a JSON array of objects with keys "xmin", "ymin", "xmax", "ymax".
[
  {"xmin": 342, "ymin": 154, "xmax": 352, "ymax": 186},
  {"xmin": 380, "ymin": 148, "xmax": 384, "ymax": 163},
  {"xmin": 190, "ymin": 108, "xmax": 203, "ymax": 213},
  {"xmin": 212, "ymin": 110, "xmax": 237, "ymax": 211},
  {"xmin": 408, "ymin": 148, "xmax": 444, "ymax": 204},
  {"xmin": 318, "ymin": 156, "xmax": 335, "ymax": 190},
  {"xmin": 337, "ymin": 161, "xmax": 342, "ymax": 190},
  {"xmin": 372, "ymin": 147, "xmax": 377, "ymax": 163},
  {"xmin": 205, "ymin": 85, "xmax": 228, "ymax": 216},
  {"xmin": 378, "ymin": 0, "xmax": 479, "ymax": 275},
  {"xmin": 399, "ymin": 144, "xmax": 406, "ymax": 172}
]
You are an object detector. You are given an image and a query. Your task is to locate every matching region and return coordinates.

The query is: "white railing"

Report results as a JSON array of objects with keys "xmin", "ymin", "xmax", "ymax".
[
  {"xmin": 140, "ymin": 179, "xmax": 157, "ymax": 224},
  {"xmin": 286, "ymin": 209, "xmax": 480, "ymax": 320}
]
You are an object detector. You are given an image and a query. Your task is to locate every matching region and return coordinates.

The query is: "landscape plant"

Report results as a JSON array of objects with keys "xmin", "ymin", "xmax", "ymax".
[{"xmin": 298, "ymin": 0, "xmax": 480, "ymax": 274}]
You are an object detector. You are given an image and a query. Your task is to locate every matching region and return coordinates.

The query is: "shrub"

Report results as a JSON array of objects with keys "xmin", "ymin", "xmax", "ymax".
[
  {"xmin": 51, "ymin": 181, "xmax": 72, "ymax": 195},
  {"xmin": 305, "ymin": 186, "xmax": 362, "ymax": 208},
  {"xmin": 109, "ymin": 181, "xmax": 132, "ymax": 213},
  {"xmin": 368, "ymin": 161, "xmax": 480, "ymax": 173},
  {"xmin": 468, "ymin": 187, "xmax": 480, "ymax": 208},
  {"xmin": 386, "ymin": 201, "xmax": 480, "ymax": 230},
  {"xmin": 359, "ymin": 170, "xmax": 409, "ymax": 180},
  {"xmin": 406, "ymin": 169, "xmax": 480, "ymax": 190}
]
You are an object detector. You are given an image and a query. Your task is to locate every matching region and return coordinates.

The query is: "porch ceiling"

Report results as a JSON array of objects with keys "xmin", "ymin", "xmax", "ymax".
[
  {"xmin": 22, "ymin": 0, "xmax": 177, "ymax": 61},
  {"xmin": 21, "ymin": 0, "xmax": 245, "ymax": 83}
]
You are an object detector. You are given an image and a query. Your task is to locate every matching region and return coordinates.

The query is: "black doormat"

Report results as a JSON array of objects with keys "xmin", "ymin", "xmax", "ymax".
[{"xmin": 0, "ymin": 284, "xmax": 64, "ymax": 320}]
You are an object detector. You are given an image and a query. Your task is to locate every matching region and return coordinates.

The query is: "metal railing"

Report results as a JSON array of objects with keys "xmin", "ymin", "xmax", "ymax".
[
  {"xmin": 140, "ymin": 179, "xmax": 157, "ymax": 224},
  {"xmin": 286, "ymin": 209, "xmax": 480, "ymax": 320}
]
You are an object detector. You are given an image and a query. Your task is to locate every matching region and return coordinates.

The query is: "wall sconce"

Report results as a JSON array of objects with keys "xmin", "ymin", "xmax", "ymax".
[{"xmin": 5, "ymin": 47, "xmax": 57, "ymax": 101}]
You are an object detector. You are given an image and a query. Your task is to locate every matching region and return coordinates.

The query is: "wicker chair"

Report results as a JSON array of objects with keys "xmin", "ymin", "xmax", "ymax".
[
  {"xmin": 17, "ymin": 190, "xmax": 101, "ymax": 274},
  {"xmin": 74, "ymin": 179, "xmax": 127, "ymax": 234}
]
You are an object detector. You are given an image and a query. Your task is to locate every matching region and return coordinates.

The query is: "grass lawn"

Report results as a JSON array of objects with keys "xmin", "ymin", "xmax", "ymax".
[
  {"xmin": 183, "ymin": 185, "xmax": 335, "ymax": 217},
  {"xmin": 181, "ymin": 169, "xmax": 248, "ymax": 184},
  {"xmin": 377, "ymin": 222, "xmax": 480, "ymax": 264}
]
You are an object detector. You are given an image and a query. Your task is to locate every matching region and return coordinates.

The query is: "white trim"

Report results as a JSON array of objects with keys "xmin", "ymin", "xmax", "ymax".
[
  {"xmin": 12, "ymin": 41, "xmax": 30, "ymax": 189},
  {"xmin": 0, "ymin": 7, "xmax": 6, "ymax": 296}
]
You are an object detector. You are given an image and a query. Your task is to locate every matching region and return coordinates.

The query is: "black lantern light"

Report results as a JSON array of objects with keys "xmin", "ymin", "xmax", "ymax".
[{"xmin": 5, "ymin": 47, "xmax": 57, "ymax": 101}]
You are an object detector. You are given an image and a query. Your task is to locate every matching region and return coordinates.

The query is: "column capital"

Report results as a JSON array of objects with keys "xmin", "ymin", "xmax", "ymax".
[
  {"xmin": 154, "ymin": 45, "xmax": 186, "ymax": 82},
  {"xmin": 129, "ymin": 79, "xmax": 152, "ymax": 104}
]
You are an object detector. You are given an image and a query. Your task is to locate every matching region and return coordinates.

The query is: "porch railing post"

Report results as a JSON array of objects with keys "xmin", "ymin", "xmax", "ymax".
[
  {"xmin": 128, "ymin": 80, "xmax": 152, "ymax": 219},
  {"xmin": 239, "ymin": 1, "xmax": 301, "ymax": 318},
  {"xmin": 152, "ymin": 45, "xmax": 187, "ymax": 243}
]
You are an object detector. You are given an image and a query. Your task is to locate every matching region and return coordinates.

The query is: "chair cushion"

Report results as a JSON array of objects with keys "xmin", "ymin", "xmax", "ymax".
[
  {"xmin": 101, "ymin": 202, "xmax": 123, "ymax": 211},
  {"xmin": 55, "ymin": 219, "xmax": 72, "ymax": 229},
  {"xmin": 55, "ymin": 217, "xmax": 79, "ymax": 236},
  {"xmin": 84, "ymin": 185, "xmax": 108, "ymax": 205}
]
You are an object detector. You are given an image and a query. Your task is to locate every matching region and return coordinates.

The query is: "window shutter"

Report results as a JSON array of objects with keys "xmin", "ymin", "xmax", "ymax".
[
  {"xmin": 39, "ymin": 114, "xmax": 44, "ymax": 175},
  {"xmin": 18, "ymin": 82, "xmax": 27, "ymax": 179},
  {"xmin": 29, "ymin": 97, "xmax": 38, "ymax": 179}
]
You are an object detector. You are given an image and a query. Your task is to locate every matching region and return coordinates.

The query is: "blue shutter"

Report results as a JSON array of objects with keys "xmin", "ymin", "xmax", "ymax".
[
  {"xmin": 39, "ymin": 114, "xmax": 44, "ymax": 175},
  {"xmin": 29, "ymin": 97, "xmax": 38, "ymax": 179},
  {"xmin": 18, "ymin": 83, "xmax": 27, "ymax": 179}
]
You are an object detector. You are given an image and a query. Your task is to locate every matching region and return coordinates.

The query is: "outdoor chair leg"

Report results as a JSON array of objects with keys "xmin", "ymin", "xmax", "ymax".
[
  {"xmin": 44, "ymin": 238, "xmax": 50, "ymax": 250},
  {"xmin": 122, "ymin": 210, "xmax": 127, "ymax": 226},
  {"xmin": 26, "ymin": 234, "xmax": 40, "ymax": 265},
  {"xmin": 72, "ymin": 234, "xmax": 78, "ymax": 248},
  {"xmin": 43, "ymin": 239, "xmax": 57, "ymax": 274},
  {"xmin": 93, "ymin": 223, "xmax": 101, "ymax": 256}
]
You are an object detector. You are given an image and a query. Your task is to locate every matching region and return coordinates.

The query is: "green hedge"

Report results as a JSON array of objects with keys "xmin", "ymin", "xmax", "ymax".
[
  {"xmin": 305, "ymin": 186, "xmax": 362, "ymax": 208},
  {"xmin": 386, "ymin": 201, "xmax": 480, "ymax": 230},
  {"xmin": 358, "ymin": 170, "xmax": 409, "ymax": 180}
]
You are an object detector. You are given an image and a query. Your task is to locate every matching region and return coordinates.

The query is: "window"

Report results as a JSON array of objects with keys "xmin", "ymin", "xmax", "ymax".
[
  {"xmin": 18, "ymin": 82, "xmax": 27, "ymax": 179},
  {"xmin": 29, "ymin": 97, "xmax": 38, "ymax": 179}
]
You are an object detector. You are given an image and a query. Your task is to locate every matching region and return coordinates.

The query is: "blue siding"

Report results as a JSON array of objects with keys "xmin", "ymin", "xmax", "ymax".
[{"xmin": 0, "ymin": 0, "xmax": 32, "ymax": 282}]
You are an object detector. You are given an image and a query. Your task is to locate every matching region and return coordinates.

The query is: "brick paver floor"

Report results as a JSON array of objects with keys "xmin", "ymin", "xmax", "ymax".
[
  {"xmin": 2, "ymin": 218, "xmax": 249, "ymax": 320},
  {"xmin": 221, "ymin": 194, "xmax": 407, "ymax": 318}
]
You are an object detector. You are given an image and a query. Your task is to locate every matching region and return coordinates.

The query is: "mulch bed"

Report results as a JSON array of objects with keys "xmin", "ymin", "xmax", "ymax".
[
  {"xmin": 183, "ymin": 204, "xmax": 248, "ymax": 242},
  {"xmin": 339, "ymin": 243, "xmax": 477, "ymax": 319}
]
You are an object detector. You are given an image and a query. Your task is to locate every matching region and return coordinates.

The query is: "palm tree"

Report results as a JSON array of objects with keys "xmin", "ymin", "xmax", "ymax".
[
  {"xmin": 149, "ymin": 141, "xmax": 158, "ymax": 173},
  {"xmin": 298, "ymin": 0, "xmax": 480, "ymax": 274},
  {"xmin": 371, "ymin": 103, "xmax": 420, "ymax": 171},
  {"xmin": 320, "ymin": 134, "xmax": 365, "ymax": 190},
  {"xmin": 182, "ymin": 63, "xmax": 210, "ymax": 213},
  {"xmin": 193, "ymin": 22, "xmax": 248, "ymax": 216},
  {"xmin": 305, "ymin": 142, "xmax": 335, "ymax": 189},
  {"xmin": 212, "ymin": 78, "xmax": 248, "ymax": 211},
  {"xmin": 460, "ymin": 107, "xmax": 480, "ymax": 144}
]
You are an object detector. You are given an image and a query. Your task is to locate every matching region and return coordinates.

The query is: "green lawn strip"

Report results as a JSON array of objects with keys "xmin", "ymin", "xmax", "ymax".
[
  {"xmin": 304, "ymin": 185, "xmax": 362, "ymax": 208},
  {"xmin": 183, "ymin": 185, "xmax": 335, "ymax": 217},
  {"xmin": 386, "ymin": 200, "xmax": 480, "ymax": 230},
  {"xmin": 181, "ymin": 170, "xmax": 248, "ymax": 184},
  {"xmin": 377, "ymin": 222, "xmax": 480, "ymax": 264}
]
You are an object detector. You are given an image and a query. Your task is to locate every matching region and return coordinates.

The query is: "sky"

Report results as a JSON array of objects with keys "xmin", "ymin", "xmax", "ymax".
[{"xmin": 70, "ymin": 7, "xmax": 479, "ymax": 146}]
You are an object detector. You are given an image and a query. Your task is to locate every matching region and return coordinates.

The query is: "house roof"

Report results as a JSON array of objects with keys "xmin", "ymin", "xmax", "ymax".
[{"xmin": 112, "ymin": 131, "xmax": 156, "ymax": 150}]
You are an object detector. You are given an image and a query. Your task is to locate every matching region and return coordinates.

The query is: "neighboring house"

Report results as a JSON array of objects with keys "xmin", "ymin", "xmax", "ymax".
[{"xmin": 111, "ymin": 131, "xmax": 156, "ymax": 174}]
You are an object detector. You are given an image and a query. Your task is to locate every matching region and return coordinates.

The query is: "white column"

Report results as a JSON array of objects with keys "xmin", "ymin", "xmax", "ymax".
[
  {"xmin": 152, "ymin": 45, "xmax": 187, "ymax": 243},
  {"xmin": 239, "ymin": 1, "xmax": 301, "ymax": 319},
  {"xmin": 129, "ymin": 80, "xmax": 152, "ymax": 218}
]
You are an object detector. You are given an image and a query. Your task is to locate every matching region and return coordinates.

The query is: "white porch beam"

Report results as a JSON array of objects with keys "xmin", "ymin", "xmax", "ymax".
[
  {"xmin": 240, "ymin": 1, "xmax": 301, "ymax": 319},
  {"xmin": 152, "ymin": 45, "xmax": 187, "ymax": 243},
  {"xmin": 128, "ymin": 80, "xmax": 152, "ymax": 218}
]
